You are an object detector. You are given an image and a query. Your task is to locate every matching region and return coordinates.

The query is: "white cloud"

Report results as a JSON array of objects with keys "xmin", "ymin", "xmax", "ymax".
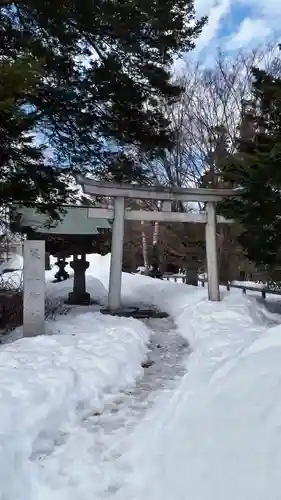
[
  {"xmin": 175, "ymin": 0, "xmax": 281, "ymax": 70},
  {"xmin": 235, "ymin": 0, "xmax": 281, "ymax": 18},
  {"xmin": 191, "ymin": 0, "xmax": 281, "ymax": 57},
  {"xmin": 194, "ymin": 0, "xmax": 231, "ymax": 52},
  {"xmin": 227, "ymin": 18, "xmax": 273, "ymax": 49},
  {"xmin": 194, "ymin": 0, "xmax": 219, "ymax": 18}
]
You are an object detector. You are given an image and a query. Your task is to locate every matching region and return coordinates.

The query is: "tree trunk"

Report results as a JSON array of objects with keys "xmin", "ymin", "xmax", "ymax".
[
  {"xmin": 152, "ymin": 221, "xmax": 160, "ymax": 246},
  {"xmin": 218, "ymin": 226, "xmax": 234, "ymax": 284},
  {"xmin": 152, "ymin": 201, "xmax": 161, "ymax": 247},
  {"xmin": 141, "ymin": 221, "xmax": 149, "ymax": 271}
]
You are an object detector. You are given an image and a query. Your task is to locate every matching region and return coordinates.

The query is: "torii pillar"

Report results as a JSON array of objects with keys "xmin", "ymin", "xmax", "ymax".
[
  {"xmin": 205, "ymin": 202, "xmax": 220, "ymax": 301},
  {"xmin": 108, "ymin": 197, "xmax": 125, "ymax": 311}
]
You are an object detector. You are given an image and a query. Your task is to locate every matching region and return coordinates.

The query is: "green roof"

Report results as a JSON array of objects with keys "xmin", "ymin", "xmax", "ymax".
[{"xmin": 14, "ymin": 206, "xmax": 111, "ymax": 235}]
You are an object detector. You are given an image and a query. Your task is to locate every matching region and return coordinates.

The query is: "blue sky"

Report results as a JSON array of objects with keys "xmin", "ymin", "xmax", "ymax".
[{"xmin": 191, "ymin": 0, "xmax": 280, "ymax": 57}]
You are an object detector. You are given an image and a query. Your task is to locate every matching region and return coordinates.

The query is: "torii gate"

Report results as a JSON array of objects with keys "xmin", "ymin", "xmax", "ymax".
[{"xmin": 77, "ymin": 176, "xmax": 240, "ymax": 309}]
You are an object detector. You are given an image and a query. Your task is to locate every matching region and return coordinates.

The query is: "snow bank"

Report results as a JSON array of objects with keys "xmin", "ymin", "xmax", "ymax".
[
  {"xmin": 115, "ymin": 319, "xmax": 281, "ymax": 500},
  {"xmin": 0, "ymin": 254, "xmax": 108, "ymax": 299},
  {"xmin": 0, "ymin": 311, "xmax": 150, "ymax": 500},
  {"xmin": 82, "ymin": 254, "xmax": 281, "ymax": 500},
  {"xmin": 2, "ymin": 251, "xmax": 281, "ymax": 500}
]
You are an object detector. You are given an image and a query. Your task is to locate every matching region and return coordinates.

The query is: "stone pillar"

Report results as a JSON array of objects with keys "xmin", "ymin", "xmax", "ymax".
[
  {"xmin": 205, "ymin": 202, "xmax": 220, "ymax": 301},
  {"xmin": 108, "ymin": 197, "xmax": 125, "ymax": 311},
  {"xmin": 67, "ymin": 254, "xmax": 90, "ymax": 305},
  {"xmin": 23, "ymin": 240, "xmax": 45, "ymax": 337}
]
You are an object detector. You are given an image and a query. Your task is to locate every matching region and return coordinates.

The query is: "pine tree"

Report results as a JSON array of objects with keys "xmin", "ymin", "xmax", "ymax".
[
  {"xmin": 0, "ymin": 0, "xmax": 206, "ymax": 192},
  {"xmin": 0, "ymin": 56, "xmax": 74, "ymax": 218},
  {"xmin": 218, "ymin": 64, "xmax": 281, "ymax": 274}
]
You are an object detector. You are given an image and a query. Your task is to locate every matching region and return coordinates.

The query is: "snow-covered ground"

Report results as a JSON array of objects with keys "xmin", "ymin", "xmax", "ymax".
[
  {"xmin": 1, "ymin": 253, "xmax": 281, "ymax": 499},
  {"xmin": 0, "ymin": 315, "xmax": 150, "ymax": 499},
  {"xmin": 231, "ymin": 279, "xmax": 265, "ymax": 288}
]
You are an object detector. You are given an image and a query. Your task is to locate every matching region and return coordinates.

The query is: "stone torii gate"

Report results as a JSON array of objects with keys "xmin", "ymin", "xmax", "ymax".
[{"xmin": 77, "ymin": 176, "xmax": 240, "ymax": 310}]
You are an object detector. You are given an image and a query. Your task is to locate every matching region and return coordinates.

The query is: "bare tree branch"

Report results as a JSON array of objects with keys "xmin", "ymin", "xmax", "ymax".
[{"xmin": 147, "ymin": 42, "xmax": 281, "ymax": 194}]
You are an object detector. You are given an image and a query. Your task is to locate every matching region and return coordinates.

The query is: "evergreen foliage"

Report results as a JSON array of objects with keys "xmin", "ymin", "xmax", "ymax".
[
  {"xmin": 0, "ymin": 0, "xmax": 206, "ymax": 212},
  {"xmin": 0, "ymin": 56, "xmax": 74, "ymax": 218},
  {"xmin": 219, "ymin": 62, "xmax": 281, "ymax": 272}
]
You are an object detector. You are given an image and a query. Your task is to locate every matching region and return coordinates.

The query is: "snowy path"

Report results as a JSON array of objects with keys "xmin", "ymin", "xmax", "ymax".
[
  {"xmin": 79, "ymin": 316, "xmax": 190, "ymax": 496},
  {"xmin": 15, "ymin": 314, "xmax": 191, "ymax": 499},
  {"xmin": 86, "ymin": 316, "xmax": 189, "ymax": 423}
]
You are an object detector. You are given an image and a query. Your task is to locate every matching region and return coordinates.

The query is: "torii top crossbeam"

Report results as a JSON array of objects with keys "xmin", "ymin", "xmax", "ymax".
[{"xmin": 76, "ymin": 176, "xmax": 243, "ymax": 202}]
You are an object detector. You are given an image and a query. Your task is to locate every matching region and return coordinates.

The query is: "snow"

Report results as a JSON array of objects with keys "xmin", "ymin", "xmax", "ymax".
[
  {"xmin": 0, "ymin": 312, "xmax": 150, "ymax": 500},
  {"xmin": 1, "ymin": 252, "xmax": 281, "ymax": 499},
  {"xmin": 232, "ymin": 279, "xmax": 265, "ymax": 288},
  {"xmin": 85, "ymin": 254, "xmax": 281, "ymax": 500},
  {"xmin": 123, "ymin": 321, "xmax": 281, "ymax": 500},
  {"xmin": 106, "ymin": 282, "xmax": 281, "ymax": 500},
  {"xmin": 0, "ymin": 256, "xmax": 152, "ymax": 499},
  {"xmin": 0, "ymin": 252, "xmax": 23, "ymax": 274}
]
